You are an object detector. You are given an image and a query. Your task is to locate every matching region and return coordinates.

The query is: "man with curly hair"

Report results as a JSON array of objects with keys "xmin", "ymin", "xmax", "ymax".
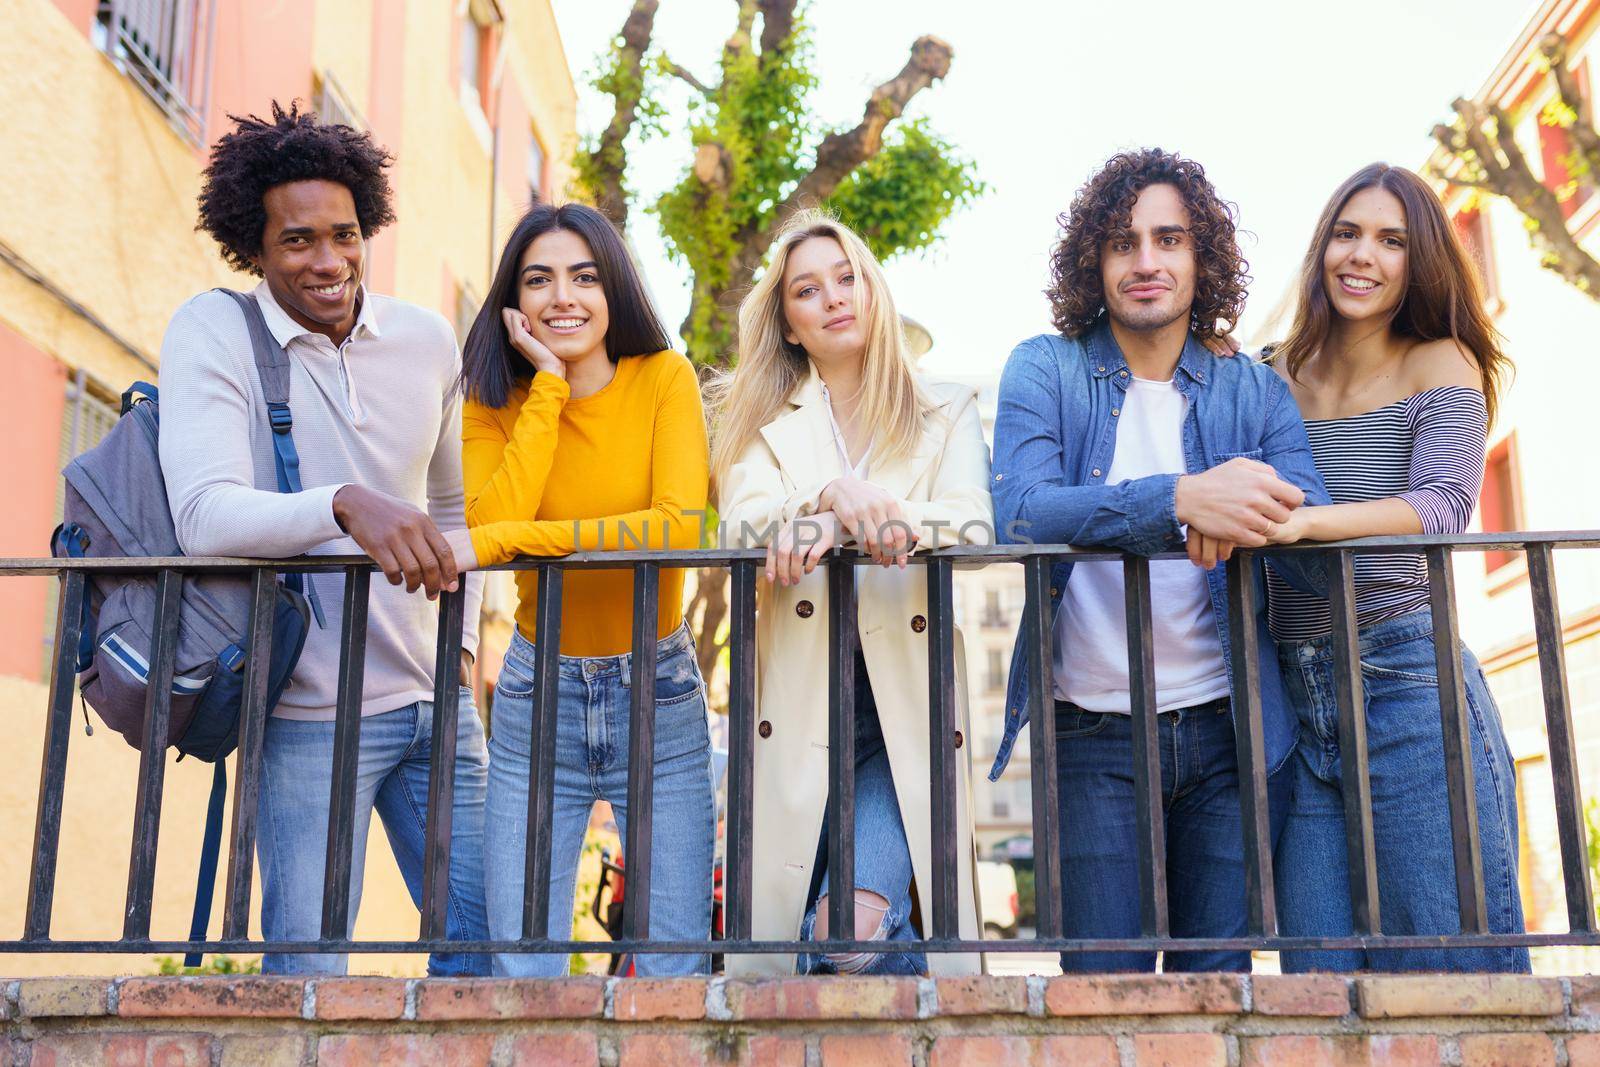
[
  {"xmin": 988, "ymin": 148, "xmax": 1329, "ymax": 972},
  {"xmin": 157, "ymin": 103, "xmax": 488, "ymax": 976}
]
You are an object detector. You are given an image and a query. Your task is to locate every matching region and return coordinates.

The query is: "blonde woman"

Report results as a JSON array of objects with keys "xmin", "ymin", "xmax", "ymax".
[{"xmin": 713, "ymin": 212, "xmax": 992, "ymax": 977}]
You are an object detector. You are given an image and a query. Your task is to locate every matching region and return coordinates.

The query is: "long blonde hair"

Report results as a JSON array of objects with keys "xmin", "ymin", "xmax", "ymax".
[{"xmin": 710, "ymin": 211, "xmax": 927, "ymax": 496}]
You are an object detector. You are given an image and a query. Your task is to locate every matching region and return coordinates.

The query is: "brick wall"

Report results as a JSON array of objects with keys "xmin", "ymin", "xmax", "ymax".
[{"xmin": 4, "ymin": 973, "xmax": 1600, "ymax": 1065}]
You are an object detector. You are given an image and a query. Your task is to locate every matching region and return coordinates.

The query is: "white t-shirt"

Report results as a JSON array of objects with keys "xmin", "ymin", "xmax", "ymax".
[{"xmin": 1052, "ymin": 375, "xmax": 1229, "ymax": 712}]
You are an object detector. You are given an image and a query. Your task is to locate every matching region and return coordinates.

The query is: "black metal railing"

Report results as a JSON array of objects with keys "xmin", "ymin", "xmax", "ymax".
[{"xmin": 4, "ymin": 530, "xmax": 1599, "ymax": 961}]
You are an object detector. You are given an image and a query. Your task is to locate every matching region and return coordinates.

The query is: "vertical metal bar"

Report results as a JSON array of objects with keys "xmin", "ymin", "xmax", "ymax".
[
  {"xmin": 1023, "ymin": 556, "xmax": 1062, "ymax": 940},
  {"xmin": 1329, "ymin": 550, "xmax": 1381, "ymax": 936},
  {"xmin": 522, "ymin": 564, "xmax": 564, "ymax": 940},
  {"xmin": 124, "ymin": 569, "xmax": 183, "ymax": 940},
  {"xmin": 419, "ymin": 587, "xmax": 466, "ymax": 939},
  {"xmin": 222, "ymin": 568, "xmax": 277, "ymax": 939},
  {"xmin": 1528, "ymin": 542, "xmax": 1594, "ymax": 932},
  {"xmin": 1426, "ymin": 546, "xmax": 1487, "ymax": 934},
  {"xmin": 725, "ymin": 561, "xmax": 758, "ymax": 942},
  {"xmin": 321, "ymin": 566, "xmax": 369, "ymax": 941},
  {"xmin": 622, "ymin": 563, "xmax": 660, "ymax": 942},
  {"xmin": 1224, "ymin": 554, "xmax": 1275, "ymax": 936},
  {"xmin": 826, "ymin": 555, "xmax": 858, "ymax": 942},
  {"xmin": 926, "ymin": 557, "xmax": 959, "ymax": 940},
  {"xmin": 25, "ymin": 569, "xmax": 87, "ymax": 940},
  {"xmin": 1122, "ymin": 555, "xmax": 1169, "ymax": 938}
]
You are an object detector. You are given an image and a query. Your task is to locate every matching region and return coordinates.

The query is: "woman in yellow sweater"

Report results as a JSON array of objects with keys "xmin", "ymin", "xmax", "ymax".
[{"xmin": 448, "ymin": 202, "xmax": 712, "ymax": 977}]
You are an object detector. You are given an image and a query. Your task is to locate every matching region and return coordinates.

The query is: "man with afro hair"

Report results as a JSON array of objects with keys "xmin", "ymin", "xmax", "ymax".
[
  {"xmin": 986, "ymin": 148, "xmax": 1329, "ymax": 974},
  {"xmin": 158, "ymin": 102, "xmax": 488, "ymax": 976}
]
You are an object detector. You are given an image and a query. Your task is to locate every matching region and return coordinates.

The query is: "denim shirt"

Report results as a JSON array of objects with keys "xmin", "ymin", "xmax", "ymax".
[{"xmin": 987, "ymin": 323, "xmax": 1330, "ymax": 782}]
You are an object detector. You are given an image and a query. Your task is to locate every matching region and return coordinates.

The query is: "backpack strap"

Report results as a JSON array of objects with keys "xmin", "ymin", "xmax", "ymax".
[
  {"xmin": 182, "ymin": 760, "xmax": 228, "ymax": 968},
  {"xmin": 216, "ymin": 289, "xmax": 327, "ymax": 628}
]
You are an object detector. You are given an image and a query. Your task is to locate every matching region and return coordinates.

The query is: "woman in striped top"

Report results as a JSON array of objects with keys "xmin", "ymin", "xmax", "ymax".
[{"xmin": 1260, "ymin": 164, "xmax": 1525, "ymax": 972}]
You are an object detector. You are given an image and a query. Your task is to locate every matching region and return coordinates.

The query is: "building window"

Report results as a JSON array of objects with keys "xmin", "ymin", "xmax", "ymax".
[
  {"xmin": 986, "ymin": 648, "xmax": 1006, "ymax": 693},
  {"xmin": 457, "ymin": 0, "xmax": 501, "ymax": 121},
  {"xmin": 982, "ymin": 587, "xmax": 1004, "ymax": 628},
  {"xmin": 454, "ymin": 282, "xmax": 482, "ymax": 347},
  {"xmin": 1479, "ymin": 432, "xmax": 1524, "ymax": 575},
  {"xmin": 1453, "ymin": 206, "xmax": 1500, "ymax": 308},
  {"xmin": 94, "ymin": 0, "xmax": 215, "ymax": 147},
  {"xmin": 1539, "ymin": 60, "xmax": 1595, "ymax": 220},
  {"xmin": 991, "ymin": 782, "xmax": 1011, "ymax": 821},
  {"xmin": 528, "ymin": 132, "xmax": 547, "ymax": 204},
  {"xmin": 313, "ymin": 70, "xmax": 365, "ymax": 131}
]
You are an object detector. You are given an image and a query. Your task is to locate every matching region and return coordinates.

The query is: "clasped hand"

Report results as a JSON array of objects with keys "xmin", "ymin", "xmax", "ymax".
[{"xmin": 1174, "ymin": 457, "xmax": 1305, "ymax": 570}]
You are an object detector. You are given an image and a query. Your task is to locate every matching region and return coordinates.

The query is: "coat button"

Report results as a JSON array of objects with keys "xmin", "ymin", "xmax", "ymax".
[
  {"xmin": 796, "ymin": 600, "xmax": 814, "ymax": 618},
  {"xmin": 954, "ymin": 730, "xmax": 964, "ymax": 749},
  {"xmin": 758, "ymin": 720, "xmax": 772, "ymax": 738},
  {"xmin": 910, "ymin": 615, "xmax": 927, "ymax": 633}
]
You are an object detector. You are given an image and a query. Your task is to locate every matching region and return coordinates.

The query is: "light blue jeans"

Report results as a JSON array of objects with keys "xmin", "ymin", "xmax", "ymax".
[
  {"xmin": 796, "ymin": 649, "xmax": 925, "ymax": 976},
  {"xmin": 484, "ymin": 622, "xmax": 715, "ymax": 977},
  {"xmin": 256, "ymin": 690, "xmax": 490, "ymax": 976},
  {"xmin": 1275, "ymin": 610, "xmax": 1530, "ymax": 973}
]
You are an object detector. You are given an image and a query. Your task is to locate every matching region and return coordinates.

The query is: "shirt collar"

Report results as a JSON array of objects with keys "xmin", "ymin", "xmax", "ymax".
[
  {"xmin": 252, "ymin": 279, "xmax": 382, "ymax": 349},
  {"xmin": 1085, "ymin": 317, "xmax": 1210, "ymax": 386}
]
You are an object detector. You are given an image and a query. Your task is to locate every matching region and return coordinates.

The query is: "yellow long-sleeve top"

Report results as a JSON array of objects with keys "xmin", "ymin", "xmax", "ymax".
[{"xmin": 463, "ymin": 349, "xmax": 709, "ymax": 656}]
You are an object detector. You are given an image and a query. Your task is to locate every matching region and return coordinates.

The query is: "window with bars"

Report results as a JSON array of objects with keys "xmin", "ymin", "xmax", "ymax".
[
  {"xmin": 313, "ymin": 70, "xmax": 366, "ymax": 131},
  {"xmin": 94, "ymin": 0, "xmax": 215, "ymax": 147},
  {"xmin": 40, "ymin": 372, "xmax": 121, "ymax": 677},
  {"xmin": 528, "ymin": 131, "xmax": 546, "ymax": 204}
]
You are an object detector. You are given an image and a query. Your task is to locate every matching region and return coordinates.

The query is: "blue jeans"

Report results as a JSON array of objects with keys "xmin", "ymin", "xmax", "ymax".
[
  {"xmin": 1055, "ymin": 696, "xmax": 1288, "ymax": 973},
  {"xmin": 256, "ymin": 690, "xmax": 490, "ymax": 976},
  {"xmin": 1275, "ymin": 610, "xmax": 1529, "ymax": 973},
  {"xmin": 483, "ymin": 622, "xmax": 715, "ymax": 977},
  {"xmin": 797, "ymin": 651, "xmax": 925, "ymax": 976}
]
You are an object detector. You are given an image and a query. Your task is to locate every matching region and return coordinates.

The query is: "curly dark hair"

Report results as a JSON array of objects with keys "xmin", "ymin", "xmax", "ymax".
[
  {"xmin": 196, "ymin": 101, "xmax": 396, "ymax": 275},
  {"xmin": 1047, "ymin": 148, "xmax": 1248, "ymax": 339}
]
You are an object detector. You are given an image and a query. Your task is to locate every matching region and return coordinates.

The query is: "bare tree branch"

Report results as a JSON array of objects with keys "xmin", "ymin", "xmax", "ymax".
[
  {"xmin": 757, "ymin": 0, "xmax": 798, "ymax": 58},
  {"xmin": 1542, "ymin": 32, "xmax": 1600, "ymax": 177},
  {"xmin": 664, "ymin": 58, "xmax": 712, "ymax": 96},
  {"xmin": 589, "ymin": 0, "xmax": 660, "ymax": 230}
]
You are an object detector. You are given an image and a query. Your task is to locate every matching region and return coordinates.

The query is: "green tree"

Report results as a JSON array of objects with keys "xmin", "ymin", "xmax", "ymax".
[
  {"xmin": 1429, "ymin": 32, "xmax": 1600, "ymax": 300},
  {"xmin": 572, "ymin": 0, "xmax": 984, "ymax": 688},
  {"xmin": 573, "ymin": 0, "xmax": 984, "ymax": 366}
]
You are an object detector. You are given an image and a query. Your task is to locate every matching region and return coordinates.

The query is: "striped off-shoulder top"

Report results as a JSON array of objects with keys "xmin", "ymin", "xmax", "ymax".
[{"xmin": 1267, "ymin": 385, "xmax": 1488, "ymax": 642}]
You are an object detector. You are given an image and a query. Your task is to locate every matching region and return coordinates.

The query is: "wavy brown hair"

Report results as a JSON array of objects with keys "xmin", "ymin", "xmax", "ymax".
[
  {"xmin": 1048, "ymin": 148, "xmax": 1248, "ymax": 339},
  {"xmin": 1273, "ymin": 163, "xmax": 1509, "ymax": 426}
]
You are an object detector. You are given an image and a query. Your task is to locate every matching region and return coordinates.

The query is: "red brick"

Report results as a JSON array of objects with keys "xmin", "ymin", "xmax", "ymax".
[
  {"xmin": 506, "ymin": 1033, "xmax": 600, "ymax": 1067},
  {"xmin": 32, "ymin": 1034, "xmax": 210, "ymax": 1067},
  {"xmin": 1571, "ymin": 976, "xmax": 1600, "ymax": 1016},
  {"xmin": 1134, "ymin": 1033, "xmax": 1227, "ymax": 1067},
  {"xmin": 747, "ymin": 1036, "xmax": 808, "ymax": 1067},
  {"xmin": 316, "ymin": 1033, "xmax": 496, "ymax": 1067},
  {"xmin": 1241, "ymin": 1035, "xmax": 1366, "ymax": 1067},
  {"xmin": 723, "ymin": 977, "xmax": 919, "ymax": 1020},
  {"xmin": 612, "ymin": 977, "xmax": 706, "ymax": 1020},
  {"xmin": 820, "ymin": 1034, "xmax": 914, "ymax": 1067},
  {"xmin": 1252, "ymin": 975, "xmax": 1351, "ymax": 1016},
  {"xmin": 16, "ymin": 978, "xmax": 110, "ymax": 1017},
  {"xmin": 1366, "ymin": 1035, "xmax": 1440, "ymax": 1067},
  {"xmin": 217, "ymin": 1035, "xmax": 308, "ymax": 1067},
  {"xmin": 1045, "ymin": 974, "xmax": 1244, "ymax": 1015},
  {"xmin": 1354, "ymin": 976, "xmax": 1561, "ymax": 1018},
  {"xmin": 311, "ymin": 977, "xmax": 407, "ymax": 1020},
  {"xmin": 621, "ymin": 1034, "xmax": 704, "ymax": 1067},
  {"xmin": 414, "ymin": 977, "xmax": 604, "ymax": 1019},
  {"xmin": 1566, "ymin": 1033, "xmax": 1600, "ymax": 1067},
  {"xmin": 117, "ymin": 977, "xmax": 304, "ymax": 1018},
  {"xmin": 1459, "ymin": 1033, "xmax": 1555, "ymax": 1067},
  {"xmin": 934, "ymin": 976, "xmax": 1027, "ymax": 1015},
  {"xmin": 930, "ymin": 1035, "xmax": 1118, "ymax": 1067}
]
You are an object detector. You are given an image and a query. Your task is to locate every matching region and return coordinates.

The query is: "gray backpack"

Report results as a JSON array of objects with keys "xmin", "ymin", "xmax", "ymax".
[{"xmin": 51, "ymin": 289, "xmax": 317, "ymax": 962}]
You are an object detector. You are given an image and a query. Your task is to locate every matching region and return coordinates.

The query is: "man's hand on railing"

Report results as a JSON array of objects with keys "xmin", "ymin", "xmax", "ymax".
[
  {"xmin": 331, "ymin": 485, "xmax": 461, "ymax": 598},
  {"xmin": 1186, "ymin": 529, "xmax": 1238, "ymax": 570},
  {"xmin": 1175, "ymin": 457, "xmax": 1304, "ymax": 548}
]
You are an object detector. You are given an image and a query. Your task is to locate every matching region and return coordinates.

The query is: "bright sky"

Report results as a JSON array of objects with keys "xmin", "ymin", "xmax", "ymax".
[{"xmin": 550, "ymin": 0, "xmax": 1537, "ymax": 377}]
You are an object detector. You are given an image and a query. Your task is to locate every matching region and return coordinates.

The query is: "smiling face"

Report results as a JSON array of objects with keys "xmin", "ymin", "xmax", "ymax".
[
  {"xmin": 257, "ymin": 179, "xmax": 366, "ymax": 343},
  {"xmin": 780, "ymin": 236, "xmax": 867, "ymax": 365},
  {"xmin": 517, "ymin": 227, "xmax": 611, "ymax": 366},
  {"xmin": 1322, "ymin": 185, "xmax": 1408, "ymax": 323},
  {"xmin": 1099, "ymin": 182, "xmax": 1197, "ymax": 335}
]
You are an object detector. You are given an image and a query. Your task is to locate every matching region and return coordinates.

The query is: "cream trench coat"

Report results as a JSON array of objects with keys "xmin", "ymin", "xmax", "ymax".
[{"xmin": 719, "ymin": 368, "xmax": 993, "ymax": 976}]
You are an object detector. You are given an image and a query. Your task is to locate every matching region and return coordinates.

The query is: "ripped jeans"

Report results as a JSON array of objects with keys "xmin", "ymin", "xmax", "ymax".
[{"xmin": 796, "ymin": 650, "xmax": 926, "ymax": 976}]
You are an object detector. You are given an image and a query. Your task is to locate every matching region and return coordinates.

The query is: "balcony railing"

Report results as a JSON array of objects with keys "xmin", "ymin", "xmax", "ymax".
[
  {"xmin": 3, "ymin": 531, "xmax": 1598, "ymax": 961},
  {"xmin": 96, "ymin": 0, "xmax": 217, "ymax": 148}
]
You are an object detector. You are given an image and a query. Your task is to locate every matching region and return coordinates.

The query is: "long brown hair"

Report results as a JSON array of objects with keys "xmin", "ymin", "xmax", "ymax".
[{"xmin": 1274, "ymin": 163, "xmax": 1510, "ymax": 425}]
